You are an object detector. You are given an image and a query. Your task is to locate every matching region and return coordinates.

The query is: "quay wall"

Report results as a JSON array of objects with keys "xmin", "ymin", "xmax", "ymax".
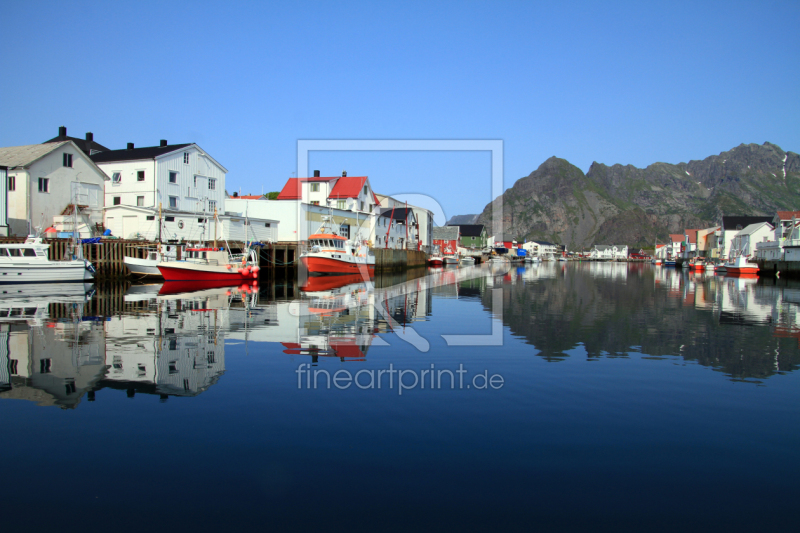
[{"xmin": 373, "ymin": 249, "xmax": 427, "ymax": 272}]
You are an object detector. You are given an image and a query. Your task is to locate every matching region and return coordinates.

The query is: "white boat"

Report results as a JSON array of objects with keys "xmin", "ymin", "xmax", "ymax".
[
  {"xmin": 443, "ymin": 255, "xmax": 460, "ymax": 265},
  {"xmin": 0, "ymin": 236, "xmax": 95, "ymax": 283},
  {"xmin": 459, "ymin": 256, "xmax": 475, "ymax": 266},
  {"xmin": 525, "ymin": 255, "xmax": 541, "ymax": 263},
  {"xmin": 124, "ymin": 244, "xmax": 181, "ymax": 278}
]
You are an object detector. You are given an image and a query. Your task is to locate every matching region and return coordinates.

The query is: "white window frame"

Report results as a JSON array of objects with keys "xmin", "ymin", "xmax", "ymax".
[
  {"xmin": 112, "ymin": 172, "xmax": 121, "ymax": 184},
  {"xmin": 38, "ymin": 177, "xmax": 49, "ymax": 193},
  {"xmin": 184, "ymin": 153, "xmax": 190, "ymax": 164},
  {"xmin": 209, "ymin": 200, "xmax": 217, "ymax": 212},
  {"xmin": 136, "ymin": 196, "xmax": 144, "ymax": 207},
  {"xmin": 169, "ymin": 171, "xmax": 178, "ymax": 184},
  {"xmin": 337, "ymin": 200, "xmax": 346, "ymax": 210},
  {"xmin": 113, "ymin": 196, "xmax": 121, "ymax": 205},
  {"xmin": 137, "ymin": 170, "xmax": 145, "ymax": 182},
  {"xmin": 209, "ymin": 178, "xmax": 216, "ymax": 190},
  {"xmin": 169, "ymin": 196, "xmax": 178, "ymax": 209},
  {"xmin": 63, "ymin": 153, "xmax": 73, "ymax": 167},
  {"xmin": 310, "ymin": 183, "xmax": 320, "ymax": 192}
]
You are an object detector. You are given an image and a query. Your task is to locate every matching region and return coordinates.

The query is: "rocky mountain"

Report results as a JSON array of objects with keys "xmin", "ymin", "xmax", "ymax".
[{"xmin": 476, "ymin": 142, "xmax": 800, "ymax": 249}]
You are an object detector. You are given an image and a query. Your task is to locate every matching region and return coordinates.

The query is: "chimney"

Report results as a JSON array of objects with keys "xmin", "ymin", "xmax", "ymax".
[
  {"xmin": 342, "ymin": 170, "xmax": 347, "ymax": 177},
  {"xmin": 160, "ymin": 139, "xmax": 167, "ymax": 147},
  {"xmin": 313, "ymin": 170, "xmax": 320, "ymax": 177},
  {"xmin": 233, "ymin": 192, "xmax": 238, "ymax": 197},
  {"xmin": 59, "ymin": 126, "xmax": 66, "ymax": 137},
  {"xmin": 85, "ymin": 132, "xmax": 93, "ymax": 142},
  {"xmin": 127, "ymin": 142, "xmax": 134, "ymax": 150}
]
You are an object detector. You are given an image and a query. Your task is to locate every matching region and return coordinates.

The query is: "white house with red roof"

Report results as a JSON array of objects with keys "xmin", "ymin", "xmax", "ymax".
[
  {"xmin": 277, "ymin": 171, "xmax": 380, "ymax": 213},
  {"xmin": 755, "ymin": 211, "xmax": 800, "ymax": 261}
]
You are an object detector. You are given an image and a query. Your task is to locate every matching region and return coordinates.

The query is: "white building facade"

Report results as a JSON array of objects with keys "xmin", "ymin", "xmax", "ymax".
[
  {"xmin": 0, "ymin": 141, "xmax": 107, "ymax": 237},
  {"xmin": 91, "ymin": 142, "xmax": 227, "ymax": 220}
]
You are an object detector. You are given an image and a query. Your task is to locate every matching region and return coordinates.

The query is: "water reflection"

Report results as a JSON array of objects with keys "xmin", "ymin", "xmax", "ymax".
[{"xmin": 3, "ymin": 263, "xmax": 800, "ymax": 409}]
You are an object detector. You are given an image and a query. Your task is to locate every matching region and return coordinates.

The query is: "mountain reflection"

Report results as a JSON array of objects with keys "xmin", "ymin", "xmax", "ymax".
[{"xmin": 493, "ymin": 262, "xmax": 800, "ymax": 379}]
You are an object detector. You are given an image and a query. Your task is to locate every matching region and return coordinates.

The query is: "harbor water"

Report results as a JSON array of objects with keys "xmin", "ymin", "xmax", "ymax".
[{"xmin": 2, "ymin": 262, "xmax": 800, "ymax": 531}]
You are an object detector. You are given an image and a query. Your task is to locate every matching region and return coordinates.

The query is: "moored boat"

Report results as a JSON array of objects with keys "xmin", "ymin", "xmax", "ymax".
[
  {"xmin": 0, "ymin": 236, "xmax": 95, "ymax": 283},
  {"xmin": 300, "ymin": 222, "xmax": 375, "ymax": 276},
  {"xmin": 124, "ymin": 244, "xmax": 182, "ymax": 278},
  {"xmin": 723, "ymin": 255, "xmax": 759, "ymax": 275},
  {"xmin": 158, "ymin": 246, "xmax": 260, "ymax": 282},
  {"xmin": 459, "ymin": 256, "xmax": 475, "ymax": 266}
]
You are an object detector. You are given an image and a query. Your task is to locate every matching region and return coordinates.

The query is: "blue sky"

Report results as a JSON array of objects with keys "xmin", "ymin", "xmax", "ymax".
[{"xmin": 2, "ymin": 0, "xmax": 798, "ymax": 220}]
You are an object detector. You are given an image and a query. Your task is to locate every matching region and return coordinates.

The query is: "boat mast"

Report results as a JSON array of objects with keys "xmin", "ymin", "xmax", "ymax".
[{"xmin": 214, "ymin": 205, "xmax": 218, "ymax": 249}]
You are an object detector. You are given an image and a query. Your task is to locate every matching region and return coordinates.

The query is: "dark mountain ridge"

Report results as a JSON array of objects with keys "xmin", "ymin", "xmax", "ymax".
[{"xmin": 476, "ymin": 142, "xmax": 800, "ymax": 249}]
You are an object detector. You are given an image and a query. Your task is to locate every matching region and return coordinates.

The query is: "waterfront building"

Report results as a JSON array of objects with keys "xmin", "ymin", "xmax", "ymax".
[
  {"xmin": 755, "ymin": 211, "xmax": 800, "ymax": 261},
  {"xmin": 375, "ymin": 193, "xmax": 434, "ymax": 252},
  {"xmin": 0, "ymin": 141, "xmax": 108, "ymax": 237},
  {"xmin": 91, "ymin": 140, "xmax": 227, "ymax": 220},
  {"xmin": 720, "ymin": 216, "xmax": 773, "ymax": 259},
  {"xmin": 695, "ymin": 226, "xmax": 721, "ymax": 258},
  {"xmin": 589, "ymin": 244, "xmax": 628, "ymax": 260},
  {"xmin": 376, "ymin": 207, "xmax": 417, "ymax": 250},
  {"xmin": 449, "ymin": 224, "xmax": 488, "ymax": 249},
  {"xmin": 729, "ymin": 222, "xmax": 774, "ymax": 259},
  {"xmin": 432, "ymin": 226, "xmax": 460, "ymax": 255},
  {"xmin": 0, "ymin": 166, "xmax": 7, "ymax": 236}
]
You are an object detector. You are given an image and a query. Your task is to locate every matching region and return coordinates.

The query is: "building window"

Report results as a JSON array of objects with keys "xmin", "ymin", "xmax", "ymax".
[
  {"xmin": 169, "ymin": 171, "xmax": 177, "ymax": 184},
  {"xmin": 311, "ymin": 201, "xmax": 320, "ymax": 206},
  {"xmin": 363, "ymin": 185, "xmax": 367, "ymax": 195},
  {"xmin": 113, "ymin": 196, "xmax": 121, "ymax": 205},
  {"xmin": 8, "ymin": 175, "xmax": 15, "ymax": 191},
  {"xmin": 360, "ymin": 201, "xmax": 364, "ymax": 211},
  {"xmin": 146, "ymin": 215, "xmax": 155, "ymax": 221},
  {"xmin": 337, "ymin": 200, "xmax": 346, "ymax": 210},
  {"xmin": 209, "ymin": 200, "xmax": 217, "ymax": 212},
  {"xmin": 310, "ymin": 183, "xmax": 320, "ymax": 192},
  {"xmin": 137, "ymin": 170, "xmax": 145, "ymax": 182},
  {"xmin": 40, "ymin": 358, "xmax": 52, "ymax": 373},
  {"xmin": 9, "ymin": 359, "xmax": 18, "ymax": 374},
  {"xmin": 38, "ymin": 178, "xmax": 49, "ymax": 192},
  {"xmin": 184, "ymin": 153, "xmax": 190, "ymax": 164},
  {"xmin": 169, "ymin": 196, "xmax": 178, "ymax": 208},
  {"xmin": 137, "ymin": 196, "xmax": 144, "ymax": 207},
  {"xmin": 209, "ymin": 178, "xmax": 216, "ymax": 190},
  {"xmin": 165, "ymin": 216, "xmax": 175, "ymax": 222},
  {"xmin": 112, "ymin": 172, "xmax": 121, "ymax": 183},
  {"xmin": 264, "ymin": 223, "xmax": 271, "ymax": 227},
  {"xmin": 340, "ymin": 224, "xmax": 350, "ymax": 238},
  {"xmin": 63, "ymin": 153, "xmax": 73, "ymax": 167}
]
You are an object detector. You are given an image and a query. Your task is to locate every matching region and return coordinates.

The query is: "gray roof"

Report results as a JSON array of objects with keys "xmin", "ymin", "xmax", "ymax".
[
  {"xmin": 0, "ymin": 142, "xmax": 68, "ymax": 168},
  {"xmin": 432, "ymin": 226, "xmax": 459, "ymax": 240},
  {"xmin": 736, "ymin": 222, "xmax": 773, "ymax": 235}
]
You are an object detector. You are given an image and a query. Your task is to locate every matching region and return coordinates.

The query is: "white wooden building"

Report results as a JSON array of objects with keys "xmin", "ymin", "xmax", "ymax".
[
  {"xmin": 91, "ymin": 141, "xmax": 227, "ymax": 219},
  {"xmin": 0, "ymin": 166, "xmax": 7, "ymax": 236},
  {"xmin": 590, "ymin": 244, "xmax": 628, "ymax": 260},
  {"xmin": 0, "ymin": 141, "xmax": 108, "ymax": 237},
  {"xmin": 103, "ymin": 205, "xmax": 277, "ymax": 243}
]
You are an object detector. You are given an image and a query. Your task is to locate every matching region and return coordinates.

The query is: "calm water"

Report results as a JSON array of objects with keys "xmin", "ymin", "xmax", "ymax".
[{"xmin": 2, "ymin": 263, "xmax": 800, "ymax": 531}]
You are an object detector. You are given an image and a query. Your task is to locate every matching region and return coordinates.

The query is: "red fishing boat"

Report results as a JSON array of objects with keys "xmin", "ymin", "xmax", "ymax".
[
  {"xmin": 300, "ymin": 217, "xmax": 375, "ymax": 276},
  {"xmin": 157, "ymin": 246, "xmax": 260, "ymax": 282}
]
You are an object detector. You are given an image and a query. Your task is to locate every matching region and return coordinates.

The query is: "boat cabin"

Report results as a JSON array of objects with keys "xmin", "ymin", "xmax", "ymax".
[{"xmin": 309, "ymin": 234, "xmax": 347, "ymax": 251}]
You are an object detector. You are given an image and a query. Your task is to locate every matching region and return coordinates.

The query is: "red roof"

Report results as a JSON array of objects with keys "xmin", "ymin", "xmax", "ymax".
[
  {"xmin": 669, "ymin": 234, "xmax": 684, "ymax": 243},
  {"xmin": 235, "ymin": 195, "xmax": 264, "ymax": 200},
  {"xmin": 276, "ymin": 177, "xmax": 338, "ymax": 200},
  {"xmin": 685, "ymin": 229, "xmax": 699, "ymax": 244},
  {"xmin": 328, "ymin": 176, "xmax": 369, "ymax": 199},
  {"xmin": 776, "ymin": 211, "xmax": 800, "ymax": 221}
]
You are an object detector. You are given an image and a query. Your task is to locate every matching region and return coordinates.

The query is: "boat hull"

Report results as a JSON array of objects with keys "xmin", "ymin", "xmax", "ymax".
[
  {"xmin": 0, "ymin": 262, "xmax": 93, "ymax": 283},
  {"xmin": 443, "ymin": 256, "xmax": 459, "ymax": 265},
  {"xmin": 158, "ymin": 262, "xmax": 256, "ymax": 282},
  {"xmin": 428, "ymin": 258, "xmax": 444, "ymax": 266},
  {"xmin": 124, "ymin": 256, "xmax": 163, "ymax": 277},
  {"xmin": 301, "ymin": 256, "xmax": 375, "ymax": 276}
]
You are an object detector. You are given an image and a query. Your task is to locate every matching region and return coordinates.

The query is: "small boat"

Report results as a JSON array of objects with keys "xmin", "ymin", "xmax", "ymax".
[
  {"xmin": 0, "ymin": 236, "xmax": 95, "ymax": 283},
  {"xmin": 124, "ymin": 244, "xmax": 181, "ymax": 278},
  {"xmin": 525, "ymin": 255, "xmax": 541, "ymax": 263},
  {"xmin": 443, "ymin": 255, "xmax": 460, "ymax": 265},
  {"xmin": 459, "ymin": 256, "xmax": 475, "ymax": 266},
  {"xmin": 428, "ymin": 244, "xmax": 444, "ymax": 266},
  {"xmin": 158, "ymin": 246, "xmax": 260, "ymax": 282},
  {"xmin": 723, "ymin": 255, "xmax": 759, "ymax": 275},
  {"xmin": 300, "ymin": 217, "xmax": 375, "ymax": 276}
]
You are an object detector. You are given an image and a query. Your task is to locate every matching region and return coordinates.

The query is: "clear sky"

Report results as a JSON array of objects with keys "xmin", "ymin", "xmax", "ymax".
[{"xmin": 2, "ymin": 0, "xmax": 798, "ymax": 220}]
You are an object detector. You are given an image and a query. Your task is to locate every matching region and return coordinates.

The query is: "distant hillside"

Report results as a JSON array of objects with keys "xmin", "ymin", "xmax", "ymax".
[
  {"xmin": 476, "ymin": 142, "xmax": 800, "ymax": 249},
  {"xmin": 446, "ymin": 214, "xmax": 480, "ymax": 225}
]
